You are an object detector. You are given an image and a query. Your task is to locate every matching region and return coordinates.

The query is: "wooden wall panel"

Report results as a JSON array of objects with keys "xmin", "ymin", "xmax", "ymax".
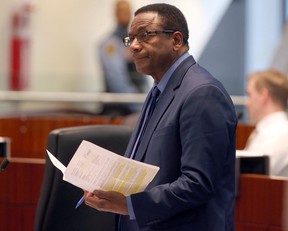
[
  {"xmin": 0, "ymin": 159, "xmax": 45, "ymax": 231},
  {"xmin": 236, "ymin": 223, "xmax": 269, "ymax": 231},
  {"xmin": 0, "ymin": 115, "xmax": 123, "ymax": 158},
  {"xmin": 235, "ymin": 174, "xmax": 288, "ymax": 231},
  {"xmin": 0, "ymin": 115, "xmax": 254, "ymax": 159},
  {"xmin": 0, "ymin": 205, "xmax": 36, "ymax": 231}
]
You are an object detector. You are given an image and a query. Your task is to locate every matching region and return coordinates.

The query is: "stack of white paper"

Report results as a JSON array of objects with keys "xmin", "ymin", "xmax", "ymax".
[{"xmin": 47, "ymin": 140, "xmax": 159, "ymax": 196}]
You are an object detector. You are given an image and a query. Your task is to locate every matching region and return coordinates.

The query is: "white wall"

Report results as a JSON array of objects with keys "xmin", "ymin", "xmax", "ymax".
[
  {"xmin": 0, "ymin": 0, "xmax": 232, "ymax": 92},
  {"xmin": 245, "ymin": 0, "xmax": 283, "ymax": 75}
]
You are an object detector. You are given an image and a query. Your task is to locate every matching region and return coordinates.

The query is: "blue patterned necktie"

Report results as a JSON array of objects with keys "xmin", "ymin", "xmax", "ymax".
[{"xmin": 129, "ymin": 86, "xmax": 160, "ymax": 159}]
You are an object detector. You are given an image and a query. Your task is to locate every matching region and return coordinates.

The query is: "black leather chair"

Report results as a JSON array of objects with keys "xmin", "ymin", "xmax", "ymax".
[
  {"xmin": 238, "ymin": 155, "xmax": 269, "ymax": 175},
  {"xmin": 34, "ymin": 125, "xmax": 132, "ymax": 231}
]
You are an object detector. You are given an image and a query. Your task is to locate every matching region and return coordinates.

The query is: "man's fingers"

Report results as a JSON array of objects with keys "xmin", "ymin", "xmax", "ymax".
[{"xmin": 93, "ymin": 189, "xmax": 109, "ymax": 199}]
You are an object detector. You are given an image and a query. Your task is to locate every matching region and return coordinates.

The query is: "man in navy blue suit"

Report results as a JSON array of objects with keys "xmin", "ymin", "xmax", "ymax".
[{"xmin": 84, "ymin": 3, "xmax": 237, "ymax": 231}]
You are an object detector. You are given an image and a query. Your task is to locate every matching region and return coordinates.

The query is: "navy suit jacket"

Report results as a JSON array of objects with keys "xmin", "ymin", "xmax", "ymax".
[{"xmin": 118, "ymin": 56, "xmax": 237, "ymax": 231}]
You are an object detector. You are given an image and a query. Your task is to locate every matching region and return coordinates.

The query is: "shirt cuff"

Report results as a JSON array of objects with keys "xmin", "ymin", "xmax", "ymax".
[{"xmin": 126, "ymin": 196, "xmax": 136, "ymax": 220}]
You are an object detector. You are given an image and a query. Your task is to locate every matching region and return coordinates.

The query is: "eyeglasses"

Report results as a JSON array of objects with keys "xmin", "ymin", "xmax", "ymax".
[{"xmin": 123, "ymin": 30, "xmax": 176, "ymax": 47}]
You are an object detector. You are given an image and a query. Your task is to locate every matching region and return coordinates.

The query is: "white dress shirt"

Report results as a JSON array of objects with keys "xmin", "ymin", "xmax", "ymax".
[{"xmin": 245, "ymin": 111, "xmax": 288, "ymax": 177}]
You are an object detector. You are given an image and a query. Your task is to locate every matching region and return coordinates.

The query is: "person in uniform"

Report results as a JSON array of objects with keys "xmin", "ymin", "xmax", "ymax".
[{"xmin": 99, "ymin": 0, "xmax": 149, "ymax": 115}]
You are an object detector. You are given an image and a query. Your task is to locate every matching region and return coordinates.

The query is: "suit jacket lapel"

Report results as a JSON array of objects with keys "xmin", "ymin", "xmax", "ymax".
[{"xmin": 133, "ymin": 56, "xmax": 196, "ymax": 161}]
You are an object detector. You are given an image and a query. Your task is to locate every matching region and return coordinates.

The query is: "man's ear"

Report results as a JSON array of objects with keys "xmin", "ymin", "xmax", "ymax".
[
  {"xmin": 172, "ymin": 31, "xmax": 183, "ymax": 51},
  {"xmin": 261, "ymin": 88, "xmax": 270, "ymax": 104}
]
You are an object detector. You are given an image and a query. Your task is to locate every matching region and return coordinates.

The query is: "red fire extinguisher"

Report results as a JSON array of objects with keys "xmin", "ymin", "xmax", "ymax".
[{"xmin": 9, "ymin": 3, "xmax": 33, "ymax": 91}]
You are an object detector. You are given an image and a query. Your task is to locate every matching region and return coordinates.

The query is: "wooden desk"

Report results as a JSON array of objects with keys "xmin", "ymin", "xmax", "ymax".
[
  {"xmin": 0, "ymin": 158, "xmax": 45, "ymax": 231},
  {"xmin": 236, "ymin": 174, "xmax": 288, "ymax": 231}
]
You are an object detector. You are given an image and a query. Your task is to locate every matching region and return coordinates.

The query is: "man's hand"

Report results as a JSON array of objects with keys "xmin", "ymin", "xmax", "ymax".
[{"xmin": 84, "ymin": 190, "xmax": 128, "ymax": 215}]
